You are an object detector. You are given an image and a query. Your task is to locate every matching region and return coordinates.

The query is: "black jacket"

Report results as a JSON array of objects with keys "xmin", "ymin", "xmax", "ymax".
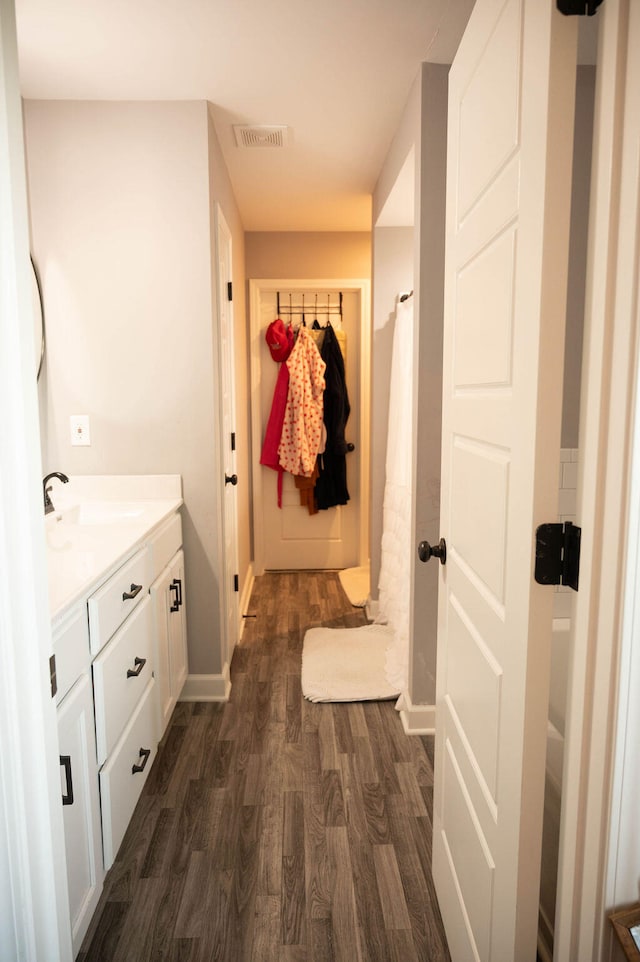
[{"xmin": 315, "ymin": 324, "xmax": 350, "ymax": 509}]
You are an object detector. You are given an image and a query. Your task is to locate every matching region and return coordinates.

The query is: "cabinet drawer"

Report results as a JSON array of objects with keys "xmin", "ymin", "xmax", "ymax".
[
  {"xmin": 88, "ymin": 547, "xmax": 150, "ymax": 656},
  {"xmin": 93, "ymin": 595, "xmax": 153, "ymax": 766},
  {"xmin": 99, "ymin": 677, "xmax": 158, "ymax": 870},
  {"xmin": 148, "ymin": 512, "xmax": 182, "ymax": 583},
  {"xmin": 53, "ymin": 607, "xmax": 90, "ymax": 706}
]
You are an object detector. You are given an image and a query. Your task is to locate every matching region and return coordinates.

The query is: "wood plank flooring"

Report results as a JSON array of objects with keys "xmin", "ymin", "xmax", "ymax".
[{"xmin": 78, "ymin": 571, "xmax": 450, "ymax": 962}]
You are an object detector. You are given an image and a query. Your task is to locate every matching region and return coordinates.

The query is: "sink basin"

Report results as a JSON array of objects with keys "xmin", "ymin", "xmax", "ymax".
[{"xmin": 60, "ymin": 501, "xmax": 147, "ymax": 526}]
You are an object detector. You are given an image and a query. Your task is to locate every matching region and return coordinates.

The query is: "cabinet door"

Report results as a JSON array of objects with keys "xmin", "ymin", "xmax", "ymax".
[
  {"xmin": 150, "ymin": 564, "xmax": 173, "ymax": 736},
  {"xmin": 168, "ymin": 550, "xmax": 188, "ymax": 702},
  {"xmin": 57, "ymin": 673, "xmax": 104, "ymax": 957},
  {"xmin": 151, "ymin": 550, "xmax": 188, "ymax": 738}
]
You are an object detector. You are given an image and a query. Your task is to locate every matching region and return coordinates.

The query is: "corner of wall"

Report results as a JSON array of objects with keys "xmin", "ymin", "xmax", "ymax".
[{"xmin": 372, "ymin": 69, "xmax": 422, "ymax": 224}]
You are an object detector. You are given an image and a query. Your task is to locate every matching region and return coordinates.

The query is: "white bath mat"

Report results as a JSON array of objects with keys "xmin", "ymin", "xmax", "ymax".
[
  {"xmin": 301, "ymin": 624, "xmax": 399, "ymax": 703},
  {"xmin": 338, "ymin": 563, "xmax": 370, "ymax": 608}
]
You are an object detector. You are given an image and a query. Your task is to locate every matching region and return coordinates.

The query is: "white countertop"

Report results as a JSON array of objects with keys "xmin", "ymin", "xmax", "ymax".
[{"xmin": 46, "ymin": 475, "xmax": 182, "ymax": 622}]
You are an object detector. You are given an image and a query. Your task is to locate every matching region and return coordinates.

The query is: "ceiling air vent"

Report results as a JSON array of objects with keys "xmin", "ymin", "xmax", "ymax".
[{"xmin": 233, "ymin": 125, "xmax": 289, "ymax": 148}]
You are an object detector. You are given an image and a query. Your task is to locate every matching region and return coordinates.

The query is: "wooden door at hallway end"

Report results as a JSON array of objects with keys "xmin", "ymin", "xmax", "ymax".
[{"xmin": 250, "ymin": 280, "xmax": 370, "ymax": 574}]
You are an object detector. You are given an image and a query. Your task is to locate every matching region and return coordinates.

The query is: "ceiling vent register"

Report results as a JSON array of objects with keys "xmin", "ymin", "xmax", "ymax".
[{"xmin": 233, "ymin": 125, "xmax": 290, "ymax": 148}]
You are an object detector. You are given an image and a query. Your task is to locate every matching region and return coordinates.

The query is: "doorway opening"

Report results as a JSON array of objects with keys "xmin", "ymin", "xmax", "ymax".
[{"xmin": 249, "ymin": 278, "xmax": 371, "ymax": 577}]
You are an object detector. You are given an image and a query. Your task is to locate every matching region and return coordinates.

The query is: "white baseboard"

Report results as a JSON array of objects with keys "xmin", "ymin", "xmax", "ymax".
[
  {"xmin": 366, "ymin": 597, "xmax": 379, "ymax": 621},
  {"xmin": 238, "ymin": 562, "xmax": 255, "ymax": 643},
  {"xmin": 180, "ymin": 664, "xmax": 231, "ymax": 702},
  {"xmin": 397, "ymin": 691, "xmax": 436, "ymax": 735}
]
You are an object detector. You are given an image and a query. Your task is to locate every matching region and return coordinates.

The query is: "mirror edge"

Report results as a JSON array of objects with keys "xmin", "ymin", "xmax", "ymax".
[{"xmin": 31, "ymin": 254, "xmax": 45, "ymax": 381}]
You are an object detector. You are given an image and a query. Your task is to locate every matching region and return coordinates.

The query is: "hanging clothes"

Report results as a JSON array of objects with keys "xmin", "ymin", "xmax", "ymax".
[
  {"xmin": 278, "ymin": 326, "xmax": 326, "ymax": 477},
  {"xmin": 315, "ymin": 323, "xmax": 350, "ymax": 509},
  {"xmin": 309, "ymin": 318, "xmax": 347, "ymax": 364},
  {"xmin": 260, "ymin": 320, "xmax": 294, "ymax": 507},
  {"xmin": 375, "ymin": 295, "xmax": 414, "ymax": 693},
  {"xmin": 294, "ymin": 462, "xmax": 320, "ymax": 515}
]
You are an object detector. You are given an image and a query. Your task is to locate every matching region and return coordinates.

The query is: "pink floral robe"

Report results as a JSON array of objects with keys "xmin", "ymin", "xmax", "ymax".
[{"xmin": 278, "ymin": 327, "xmax": 326, "ymax": 477}]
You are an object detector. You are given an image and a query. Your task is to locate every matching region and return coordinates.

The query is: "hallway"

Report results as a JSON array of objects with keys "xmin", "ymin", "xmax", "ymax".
[{"xmin": 77, "ymin": 571, "xmax": 450, "ymax": 961}]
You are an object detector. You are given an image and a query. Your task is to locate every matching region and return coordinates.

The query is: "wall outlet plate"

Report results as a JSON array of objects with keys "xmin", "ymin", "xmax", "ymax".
[{"xmin": 70, "ymin": 414, "xmax": 91, "ymax": 446}]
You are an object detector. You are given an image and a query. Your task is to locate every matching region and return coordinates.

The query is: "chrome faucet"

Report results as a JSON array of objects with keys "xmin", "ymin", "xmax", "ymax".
[{"xmin": 43, "ymin": 472, "xmax": 69, "ymax": 515}]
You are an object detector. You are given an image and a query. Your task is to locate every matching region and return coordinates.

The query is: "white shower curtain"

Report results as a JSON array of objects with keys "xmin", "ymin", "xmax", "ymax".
[{"xmin": 375, "ymin": 294, "xmax": 414, "ymax": 691}]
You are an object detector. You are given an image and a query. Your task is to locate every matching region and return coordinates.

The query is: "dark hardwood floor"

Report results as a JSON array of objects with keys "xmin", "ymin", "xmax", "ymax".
[{"xmin": 78, "ymin": 571, "xmax": 450, "ymax": 962}]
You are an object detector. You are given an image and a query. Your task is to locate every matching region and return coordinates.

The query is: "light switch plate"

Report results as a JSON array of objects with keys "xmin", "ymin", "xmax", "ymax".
[{"xmin": 70, "ymin": 414, "xmax": 91, "ymax": 446}]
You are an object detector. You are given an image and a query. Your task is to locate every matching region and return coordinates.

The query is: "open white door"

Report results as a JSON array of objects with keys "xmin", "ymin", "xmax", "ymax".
[
  {"xmin": 0, "ymin": 2, "xmax": 73, "ymax": 957},
  {"xmin": 215, "ymin": 205, "xmax": 239, "ymax": 665},
  {"xmin": 433, "ymin": 2, "xmax": 577, "ymax": 959}
]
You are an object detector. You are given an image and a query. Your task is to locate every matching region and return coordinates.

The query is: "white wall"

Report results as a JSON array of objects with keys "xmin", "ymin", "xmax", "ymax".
[
  {"xmin": 245, "ymin": 232, "xmax": 371, "ymax": 279},
  {"xmin": 372, "ymin": 63, "xmax": 448, "ymax": 707},
  {"xmin": 562, "ymin": 65, "xmax": 596, "ymax": 448},
  {"xmin": 24, "ymin": 99, "xmax": 247, "ymax": 679},
  {"xmin": 411, "ymin": 64, "xmax": 448, "ymax": 705},
  {"xmin": 371, "ymin": 73, "xmax": 421, "ymax": 602}
]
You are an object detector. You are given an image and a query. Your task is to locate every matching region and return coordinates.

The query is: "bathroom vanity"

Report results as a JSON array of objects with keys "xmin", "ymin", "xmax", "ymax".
[{"xmin": 47, "ymin": 475, "xmax": 187, "ymax": 956}]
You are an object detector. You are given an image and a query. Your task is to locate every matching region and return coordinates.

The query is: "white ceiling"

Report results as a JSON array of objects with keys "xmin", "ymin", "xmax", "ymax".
[{"xmin": 14, "ymin": 0, "xmax": 476, "ymax": 232}]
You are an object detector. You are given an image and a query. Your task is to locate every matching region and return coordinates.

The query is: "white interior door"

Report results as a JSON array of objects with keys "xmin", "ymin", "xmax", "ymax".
[
  {"xmin": 0, "ymin": 3, "xmax": 74, "ymax": 959},
  {"xmin": 432, "ymin": 2, "xmax": 577, "ymax": 960},
  {"xmin": 216, "ymin": 206, "xmax": 239, "ymax": 663},
  {"xmin": 250, "ymin": 280, "xmax": 370, "ymax": 572}
]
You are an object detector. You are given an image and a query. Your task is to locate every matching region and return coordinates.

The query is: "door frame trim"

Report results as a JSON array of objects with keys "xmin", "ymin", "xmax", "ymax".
[
  {"xmin": 555, "ymin": 2, "xmax": 640, "ymax": 958},
  {"xmin": 214, "ymin": 204, "xmax": 239, "ymax": 667},
  {"xmin": 0, "ymin": 2, "xmax": 73, "ymax": 956},
  {"xmin": 249, "ymin": 277, "xmax": 371, "ymax": 576}
]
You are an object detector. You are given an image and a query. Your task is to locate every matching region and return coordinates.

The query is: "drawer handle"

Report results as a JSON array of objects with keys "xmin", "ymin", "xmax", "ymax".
[
  {"xmin": 170, "ymin": 578, "xmax": 182, "ymax": 612},
  {"xmin": 60, "ymin": 755, "xmax": 74, "ymax": 806},
  {"xmin": 132, "ymin": 747, "xmax": 151, "ymax": 775},
  {"xmin": 122, "ymin": 583, "xmax": 143, "ymax": 601},
  {"xmin": 126, "ymin": 656, "xmax": 146, "ymax": 679}
]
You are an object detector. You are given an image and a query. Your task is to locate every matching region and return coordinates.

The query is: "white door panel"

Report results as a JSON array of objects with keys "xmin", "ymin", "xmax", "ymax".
[{"xmin": 433, "ymin": 1, "xmax": 577, "ymax": 959}]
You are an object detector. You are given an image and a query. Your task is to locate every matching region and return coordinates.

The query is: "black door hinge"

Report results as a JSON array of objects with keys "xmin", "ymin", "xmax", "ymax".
[
  {"xmin": 534, "ymin": 521, "xmax": 581, "ymax": 591},
  {"xmin": 49, "ymin": 654, "xmax": 57, "ymax": 699},
  {"xmin": 234, "ymin": 574, "xmax": 239, "ymax": 592},
  {"xmin": 557, "ymin": 0, "xmax": 603, "ymax": 15},
  {"xmin": 231, "ymin": 432, "xmax": 236, "ymax": 452},
  {"xmin": 227, "ymin": 281, "xmax": 233, "ymax": 302}
]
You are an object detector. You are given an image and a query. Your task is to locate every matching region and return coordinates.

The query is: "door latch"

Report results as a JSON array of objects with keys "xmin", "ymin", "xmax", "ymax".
[{"xmin": 534, "ymin": 521, "xmax": 581, "ymax": 591}]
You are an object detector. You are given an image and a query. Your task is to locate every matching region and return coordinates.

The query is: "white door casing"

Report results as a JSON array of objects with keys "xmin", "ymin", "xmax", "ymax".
[
  {"xmin": 556, "ymin": 2, "xmax": 640, "ymax": 958},
  {"xmin": 250, "ymin": 279, "xmax": 370, "ymax": 574},
  {"xmin": 215, "ymin": 205, "xmax": 239, "ymax": 666},
  {"xmin": 0, "ymin": 2, "xmax": 74, "ymax": 959},
  {"xmin": 433, "ymin": 2, "xmax": 577, "ymax": 960}
]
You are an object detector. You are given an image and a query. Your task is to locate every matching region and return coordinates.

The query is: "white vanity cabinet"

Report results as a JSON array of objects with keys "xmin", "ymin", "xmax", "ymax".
[
  {"xmin": 53, "ymin": 608, "xmax": 104, "ymax": 958},
  {"xmin": 47, "ymin": 478, "xmax": 186, "ymax": 948},
  {"xmin": 149, "ymin": 514, "xmax": 188, "ymax": 737},
  {"xmin": 88, "ymin": 545, "xmax": 158, "ymax": 870}
]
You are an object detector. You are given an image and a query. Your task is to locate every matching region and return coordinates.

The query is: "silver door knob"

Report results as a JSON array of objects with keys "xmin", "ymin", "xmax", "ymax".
[{"xmin": 418, "ymin": 538, "xmax": 446, "ymax": 565}]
